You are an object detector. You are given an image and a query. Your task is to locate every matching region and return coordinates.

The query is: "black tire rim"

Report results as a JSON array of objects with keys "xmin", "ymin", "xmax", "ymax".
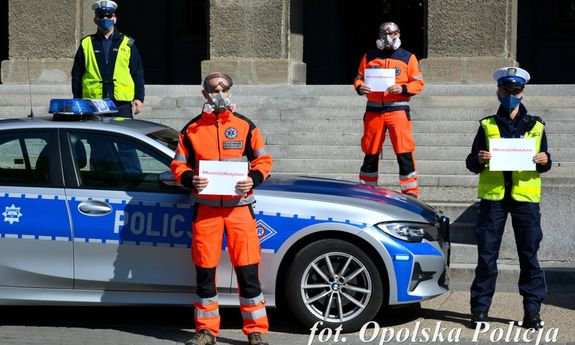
[{"xmin": 299, "ymin": 251, "xmax": 373, "ymax": 323}]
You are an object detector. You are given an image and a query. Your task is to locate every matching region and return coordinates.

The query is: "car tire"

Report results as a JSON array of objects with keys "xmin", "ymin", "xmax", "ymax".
[{"xmin": 285, "ymin": 238, "xmax": 384, "ymax": 332}]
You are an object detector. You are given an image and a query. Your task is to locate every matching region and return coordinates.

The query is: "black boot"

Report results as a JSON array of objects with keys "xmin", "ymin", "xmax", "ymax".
[
  {"xmin": 522, "ymin": 310, "xmax": 544, "ymax": 330},
  {"xmin": 469, "ymin": 311, "xmax": 489, "ymax": 329}
]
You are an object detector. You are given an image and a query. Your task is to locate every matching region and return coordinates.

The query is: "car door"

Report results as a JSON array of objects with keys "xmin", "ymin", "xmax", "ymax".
[
  {"xmin": 0, "ymin": 128, "xmax": 73, "ymax": 288},
  {"xmin": 61, "ymin": 128, "xmax": 233, "ymax": 293}
]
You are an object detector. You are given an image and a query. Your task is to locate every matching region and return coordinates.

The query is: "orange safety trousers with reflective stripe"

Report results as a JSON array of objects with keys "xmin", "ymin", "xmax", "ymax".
[
  {"xmin": 359, "ymin": 110, "xmax": 419, "ymax": 196},
  {"xmin": 192, "ymin": 204, "xmax": 268, "ymax": 335}
]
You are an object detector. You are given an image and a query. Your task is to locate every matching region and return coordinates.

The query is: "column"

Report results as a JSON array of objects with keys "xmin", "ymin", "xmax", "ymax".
[
  {"xmin": 420, "ymin": 0, "xmax": 518, "ymax": 83},
  {"xmin": 201, "ymin": 0, "xmax": 306, "ymax": 84}
]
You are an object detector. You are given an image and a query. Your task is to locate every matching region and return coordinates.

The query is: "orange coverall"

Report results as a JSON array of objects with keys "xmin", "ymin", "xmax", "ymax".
[
  {"xmin": 171, "ymin": 109, "xmax": 272, "ymax": 336},
  {"xmin": 354, "ymin": 47, "xmax": 424, "ymax": 196}
]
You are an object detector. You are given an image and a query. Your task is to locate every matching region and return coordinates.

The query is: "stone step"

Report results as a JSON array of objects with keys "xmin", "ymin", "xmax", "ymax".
[
  {"xmin": 448, "ymin": 263, "xmax": 575, "ymax": 286},
  {"xmin": 271, "ymin": 158, "xmax": 573, "ymax": 176},
  {"xmin": 256, "ymin": 118, "xmax": 575, "ymax": 134},
  {"xmin": 5, "ymin": 90, "xmax": 575, "ymax": 109},
  {"xmin": 4, "ymin": 83, "xmax": 575, "ymax": 97},
  {"xmin": 264, "ymin": 131, "xmax": 575, "ymax": 148},
  {"xmin": 267, "ymin": 145, "xmax": 575, "ymax": 162}
]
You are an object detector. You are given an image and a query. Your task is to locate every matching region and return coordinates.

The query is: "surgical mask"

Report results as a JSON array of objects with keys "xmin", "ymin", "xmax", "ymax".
[
  {"xmin": 498, "ymin": 95, "xmax": 523, "ymax": 113},
  {"xmin": 205, "ymin": 92, "xmax": 236, "ymax": 113},
  {"xmin": 96, "ymin": 18, "xmax": 115, "ymax": 31},
  {"xmin": 376, "ymin": 37, "xmax": 401, "ymax": 50}
]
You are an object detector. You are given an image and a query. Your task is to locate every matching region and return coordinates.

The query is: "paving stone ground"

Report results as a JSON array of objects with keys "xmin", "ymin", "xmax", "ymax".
[{"xmin": 1, "ymin": 283, "xmax": 574, "ymax": 345}]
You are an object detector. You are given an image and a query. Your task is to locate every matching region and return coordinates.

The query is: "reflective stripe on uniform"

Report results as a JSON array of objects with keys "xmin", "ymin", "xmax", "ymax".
[
  {"xmin": 240, "ymin": 293, "xmax": 265, "ymax": 306},
  {"xmin": 193, "ymin": 194, "xmax": 256, "ymax": 207},
  {"xmin": 412, "ymin": 76, "xmax": 423, "ymax": 80},
  {"xmin": 400, "ymin": 171, "xmax": 417, "ymax": 180},
  {"xmin": 194, "ymin": 295, "xmax": 218, "ymax": 306},
  {"xmin": 174, "ymin": 153, "xmax": 186, "ymax": 162},
  {"xmin": 254, "ymin": 147, "xmax": 268, "ymax": 158},
  {"xmin": 222, "ymin": 156, "xmax": 248, "ymax": 162},
  {"xmin": 195, "ymin": 309, "xmax": 220, "ymax": 318},
  {"xmin": 360, "ymin": 171, "xmax": 379, "ymax": 178},
  {"xmin": 400, "ymin": 181, "xmax": 418, "ymax": 191},
  {"xmin": 366, "ymin": 101, "xmax": 409, "ymax": 108},
  {"xmin": 241, "ymin": 307, "xmax": 267, "ymax": 321}
]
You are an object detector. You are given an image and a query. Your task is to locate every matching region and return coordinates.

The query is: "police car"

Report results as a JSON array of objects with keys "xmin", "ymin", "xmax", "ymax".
[{"xmin": 0, "ymin": 99, "xmax": 449, "ymax": 331}]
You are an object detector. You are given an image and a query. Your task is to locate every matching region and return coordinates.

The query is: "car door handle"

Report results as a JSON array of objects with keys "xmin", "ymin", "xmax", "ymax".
[{"xmin": 78, "ymin": 200, "xmax": 113, "ymax": 216}]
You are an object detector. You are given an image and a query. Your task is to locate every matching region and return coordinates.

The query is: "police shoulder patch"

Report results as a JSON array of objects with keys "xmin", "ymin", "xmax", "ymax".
[{"xmin": 127, "ymin": 38, "xmax": 135, "ymax": 47}]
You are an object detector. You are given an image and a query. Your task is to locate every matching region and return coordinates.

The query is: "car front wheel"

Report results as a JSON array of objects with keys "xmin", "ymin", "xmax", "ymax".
[{"xmin": 285, "ymin": 238, "xmax": 384, "ymax": 331}]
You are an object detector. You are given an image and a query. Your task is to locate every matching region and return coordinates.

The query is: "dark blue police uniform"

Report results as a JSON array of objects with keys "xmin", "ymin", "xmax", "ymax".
[{"xmin": 466, "ymin": 103, "xmax": 552, "ymax": 317}]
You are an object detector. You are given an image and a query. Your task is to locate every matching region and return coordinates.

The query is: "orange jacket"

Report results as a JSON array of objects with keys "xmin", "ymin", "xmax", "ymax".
[
  {"xmin": 171, "ymin": 109, "xmax": 272, "ymax": 207},
  {"xmin": 354, "ymin": 48, "xmax": 424, "ymax": 112}
]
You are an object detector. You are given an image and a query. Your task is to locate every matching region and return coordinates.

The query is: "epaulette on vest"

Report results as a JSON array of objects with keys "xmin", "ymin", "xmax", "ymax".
[
  {"xmin": 529, "ymin": 114, "xmax": 545, "ymax": 125},
  {"xmin": 522, "ymin": 114, "xmax": 544, "ymax": 131}
]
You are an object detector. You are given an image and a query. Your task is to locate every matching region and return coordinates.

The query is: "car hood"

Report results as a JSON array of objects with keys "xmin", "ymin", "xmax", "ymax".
[{"xmin": 258, "ymin": 175, "xmax": 438, "ymax": 223}]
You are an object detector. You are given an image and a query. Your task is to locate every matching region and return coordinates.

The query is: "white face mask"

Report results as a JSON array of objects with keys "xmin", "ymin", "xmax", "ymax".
[{"xmin": 376, "ymin": 37, "xmax": 401, "ymax": 50}]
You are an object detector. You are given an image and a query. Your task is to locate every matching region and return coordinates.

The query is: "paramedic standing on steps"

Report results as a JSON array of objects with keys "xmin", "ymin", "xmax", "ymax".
[
  {"xmin": 171, "ymin": 72, "xmax": 273, "ymax": 345},
  {"xmin": 354, "ymin": 21, "xmax": 424, "ymax": 197}
]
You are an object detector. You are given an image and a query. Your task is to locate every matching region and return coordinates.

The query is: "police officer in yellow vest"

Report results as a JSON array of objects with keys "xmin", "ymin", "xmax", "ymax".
[
  {"xmin": 72, "ymin": 0, "xmax": 145, "ymax": 117},
  {"xmin": 466, "ymin": 67, "xmax": 551, "ymax": 330}
]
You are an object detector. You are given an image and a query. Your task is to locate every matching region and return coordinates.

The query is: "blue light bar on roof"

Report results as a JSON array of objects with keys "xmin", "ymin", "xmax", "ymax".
[{"xmin": 49, "ymin": 98, "xmax": 118, "ymax": 115}]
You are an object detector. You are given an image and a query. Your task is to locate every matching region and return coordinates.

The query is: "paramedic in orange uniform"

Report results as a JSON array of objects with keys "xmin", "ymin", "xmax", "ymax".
[
  {"xmin": 171, "ymin": 72, "xmax": 272, "ymax": 345},
  {"xmin": 354, "ymin": 22, "xmax": 425, "ymax": 197}
]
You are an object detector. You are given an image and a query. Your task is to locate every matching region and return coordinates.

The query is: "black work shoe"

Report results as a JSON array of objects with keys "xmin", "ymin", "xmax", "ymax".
[
  {"xmin": 247, "ymin": 332, "xmax": 269, "ymax": 345},
  {"xmin": 406, "ymin": 193, "xmax": 418, "ymax": 199},
  {"xmin": 470, "ymin": 312, "xmax": 489, "ymax": 329},
  {"xmin": 522, "ymin": 311, "xmax": 544, "ymax": 330},
  {"xmin": 186, "ymin": 329, "xmax": 216, "ymax": 345}
]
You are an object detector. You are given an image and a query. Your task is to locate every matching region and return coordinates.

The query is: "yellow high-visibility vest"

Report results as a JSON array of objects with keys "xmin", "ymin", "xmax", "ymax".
[
  {"xmin": 81, "ymin": 35, "xmax": 135, "ymax": 101},
  {"xmin": 478, "ymin": 116, "xmax": 544, "ymax": 202}
]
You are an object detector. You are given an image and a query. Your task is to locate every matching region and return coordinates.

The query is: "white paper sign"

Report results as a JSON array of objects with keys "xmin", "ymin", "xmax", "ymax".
[
  {"xmin": 489, "ymin": 138, "xmax": 536, "ymax": 171},
  {"xmin": 198, "ymin": 160, "xmax": 249, "ymax": 195},
  {"xmin": 364, "ymin": 68, "xmax": 396, "ymax": 92}
]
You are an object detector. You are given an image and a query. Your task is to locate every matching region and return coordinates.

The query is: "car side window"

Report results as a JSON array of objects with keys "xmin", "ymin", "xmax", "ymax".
[
  {"xmin": 68, "ymin": 131, "xmax": 172, "ymax": 193},
  {"xmin": 0, "ymin": 131, "xmax": 53, "ymax": 186}
]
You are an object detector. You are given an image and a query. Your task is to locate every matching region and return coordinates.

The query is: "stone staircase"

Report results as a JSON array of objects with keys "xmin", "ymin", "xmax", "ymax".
[{"xmin": 1, "ymin": 84, "xmax": 574, "ymax": 271}]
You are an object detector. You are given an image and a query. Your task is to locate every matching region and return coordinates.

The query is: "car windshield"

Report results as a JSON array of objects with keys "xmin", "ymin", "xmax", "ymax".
[{"xmin": 147, "ymin": 128, "xmax": 179, "ymax": 151}]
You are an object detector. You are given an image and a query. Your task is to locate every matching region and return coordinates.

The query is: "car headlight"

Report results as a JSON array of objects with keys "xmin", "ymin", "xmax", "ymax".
[{"xmin": 375, "ymin": 222, "xmax": 438, "ymax": 242}]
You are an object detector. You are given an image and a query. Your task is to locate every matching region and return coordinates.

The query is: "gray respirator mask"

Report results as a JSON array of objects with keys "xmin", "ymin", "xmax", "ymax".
[
  {"xmin": 376, "ymin": 36, "xmax": 401, "ymax": 50},
  {"xmin": 203, "ymin": 92, "xmax": 237, "ymax": 114}
]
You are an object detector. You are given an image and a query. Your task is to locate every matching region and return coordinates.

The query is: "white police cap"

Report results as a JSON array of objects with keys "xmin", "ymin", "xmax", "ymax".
[
  {"xmin": 92, "ymin": 0, "xmax": 117, "ymax": 13},
  {"xmin": 493, "ymin": 67, "xmax": 530, "ymax": 87}
]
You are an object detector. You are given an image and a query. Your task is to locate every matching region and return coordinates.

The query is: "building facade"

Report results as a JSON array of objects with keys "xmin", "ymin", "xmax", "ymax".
[{"xmin": 1, "ymin": 0, "xmax": 574, "ymax": 85}]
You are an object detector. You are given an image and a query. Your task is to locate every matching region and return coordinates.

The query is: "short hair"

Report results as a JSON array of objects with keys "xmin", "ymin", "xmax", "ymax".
[{"xmin": 203, "ymin": 72, "xmax": 233, "ymax": 91}]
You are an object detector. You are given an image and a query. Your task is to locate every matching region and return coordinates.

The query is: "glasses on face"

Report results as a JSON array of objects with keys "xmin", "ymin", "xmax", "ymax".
[
  {"xmin": 380, "ymin": 30, "xmax": 399, "ymax": 37},
  {"xmin": 96, "ymin": 13, "xmax": 115, "ymax": 19},
  {"xmin": 206, "ymin": 82, "xmax": 231, "ymax": 93}
]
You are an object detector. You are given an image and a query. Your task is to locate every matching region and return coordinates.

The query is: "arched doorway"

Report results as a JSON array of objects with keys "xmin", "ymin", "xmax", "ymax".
[
  {"xmin": 303, "ymin": 0, "xmax": 427, "ymax": 84},
  {"xmin": 119, "ymin": 0, "xmax": 208, "ymax": 84}
]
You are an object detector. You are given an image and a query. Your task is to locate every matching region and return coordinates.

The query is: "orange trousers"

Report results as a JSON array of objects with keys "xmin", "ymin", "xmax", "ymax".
[
  {"xmin": 359, "ymin": 110, "xmax": 419, "ymax": 196},
  {"xmin": 192, "ymin": 204, "xmax": 268, "ymax": 336}
]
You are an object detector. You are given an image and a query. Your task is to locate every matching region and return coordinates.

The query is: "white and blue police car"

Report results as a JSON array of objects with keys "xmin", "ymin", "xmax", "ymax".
[{"xmin": 0, "ymin": 99, "xmax": 449, "ymax": 331}]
